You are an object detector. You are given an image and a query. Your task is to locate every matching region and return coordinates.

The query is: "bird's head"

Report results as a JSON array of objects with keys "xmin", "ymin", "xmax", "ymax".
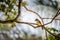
[{"xmin": 35, "ymin": 19, "xmax": 39, "ymax": 21}]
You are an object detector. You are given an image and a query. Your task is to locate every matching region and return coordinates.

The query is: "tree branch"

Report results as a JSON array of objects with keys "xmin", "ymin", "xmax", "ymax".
[
  {"xmin": 14, "ymin": 0, "xmax": 22, "ymax": 20},
  {"xmin": 23, "ymin": 5, "xmax": 44, "ymax": 25},
  {"xmin": 23, "ymin": 5, "xmax": 60, "ymax": 25},
  {"xmin": 15, "ymin": 21, "xmax": 36, "ymax": 28},
  {"xmin": 0, "ymin": 0, "xmax": 60, "ymax": 39},
  {"xmin": 0, "ymin": 0, "xmax": 22, "ymax": 23},
  {"xmin": 15, "ymin": 21, "xmax": 60, "ymax": 39},
  {"xmin": 23, "ymin": 5, "xmax": 42, "ymax": 19},
  {"xmin": 42, "ymin": 18, "xmax": 60, "ymax": 20},
  {"xmin": 43, "ymin": 26, "xmax": 60, "ymax": 39},
  {"xmin": 22, "ymin": 5, "xmax": 60, "ymax": 39},
  {"xmin": 44, "ymin": 9, "xmax": 60, "ymax": 25},
  {"xmin": 15, "ymin": 21, "xmax": 37, "ymax": 25}
]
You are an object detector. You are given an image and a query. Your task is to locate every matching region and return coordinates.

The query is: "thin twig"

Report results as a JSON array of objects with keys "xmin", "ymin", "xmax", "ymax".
[
  {"xmin": 23, "ymin": 5, "xmax": 60, "ymax": 39},
  {"xmin": 14, "ymin": 0, "xmax": 22, "ymax": 20},
  {"xmin": 23, "ymin": 5, "xmax": 44, "ymax": 26},
  {"xmin": 43, "ymin": 26, "xmax": 60, "ymax": 39},
  {"xmin": 42, "ymin": 18, "xmax": 60, "ymax": 20},
  {"xmin": 23, "ymin": 5, "xmax": 60, "ymax": 25},
  {"xmin": 15, "ymin": 21, "xmax": 60, "ymax": 39},
  {"xmin": 15, "ymin": 21, "xmax": 37, "ymax": 25},
  {"xmin": 15, "ymin": 21, "xmax": 36, "ymax": 28},
  {"xmin": 0, "ymin": 0, "xmax": 60, "ymax": 39},
  {"xmin": 23, "ymin": 5, "xmax": 42, "ymax": 19},
  {"xmin": 0, "ymin": 0, "xmax": 22, "ymax": 23},
  {"xmin": 44, "ymin": 9, "xmax": 60, "ymax": 25}
]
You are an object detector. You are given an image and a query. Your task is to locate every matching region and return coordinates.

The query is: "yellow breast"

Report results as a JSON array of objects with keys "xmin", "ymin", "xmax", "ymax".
[{"xmin": 36, "ymin": 21, "xmax": 41, "ymax": 26}]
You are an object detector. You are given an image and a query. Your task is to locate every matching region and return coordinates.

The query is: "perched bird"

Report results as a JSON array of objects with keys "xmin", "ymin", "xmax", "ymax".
[{"xmin": 35, "ymin": 19, "xmax": 43, "ymax": 29}]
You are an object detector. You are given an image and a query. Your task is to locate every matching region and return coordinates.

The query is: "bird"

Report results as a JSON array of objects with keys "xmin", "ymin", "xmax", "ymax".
[{"xmin": 35, "ymin": 19, "xmax": 43, "ymax": 29}]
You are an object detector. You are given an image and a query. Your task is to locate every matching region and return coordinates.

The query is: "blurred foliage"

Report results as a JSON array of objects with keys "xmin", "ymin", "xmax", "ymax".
[
  {"xmin": 57, "ymin": 33, "xmax": 60, "ymax": 37},
  {"xmin": 47, "ymin": 35, "xmax": 56, "ymax": 40},
  {"xmin": 0, "ymin": 24, "xmax": 5, "ymax": 31},
  {"xmin": 6, "ymin": 11, "xmax": 17, "ymax": 20},
  {"xmin": 11, "ymin": 22, "xmax": 16, "ymax": 28},
  {"xmin": 21, "ymin": 1, "xmax": 28, "ymax": 6},
  {"xmin": 22, "ymin": 30, "xmax": 28, "ymax": 40},
  {"xmin": 37, "ymin": 0, "xmax": 58, "ymax": 9},
  {"xmin": 0, "ymin": 22, "xmax": 16, "ymax": 31},
  {"xmin": 47, "ymin": 33, "xmax": 60, "ymax": 40},
  {"xmin": 0, "ymin": 0, "xmax": 18, "ymax": 31},
  {"xmin": 0, "ymin": 0, "xmax": 60, "ymax": 40},
  {"xmin": 46, "ymin": 26, "xmax": 58, "ymax": 32},
  {"xmin": 0, "ymin": 0, "xmax": 5, "ymax": 2},
  {"xmin": 0, "ymin": 0, "xmax": 18, "ymax": 20},
  {"xmin": 46, "ymin": 26, "xmax": 60, "ymax": 40},
  {"xmin": 0, "ymin": 0, "xmax": 28, "ymax": 31}
]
